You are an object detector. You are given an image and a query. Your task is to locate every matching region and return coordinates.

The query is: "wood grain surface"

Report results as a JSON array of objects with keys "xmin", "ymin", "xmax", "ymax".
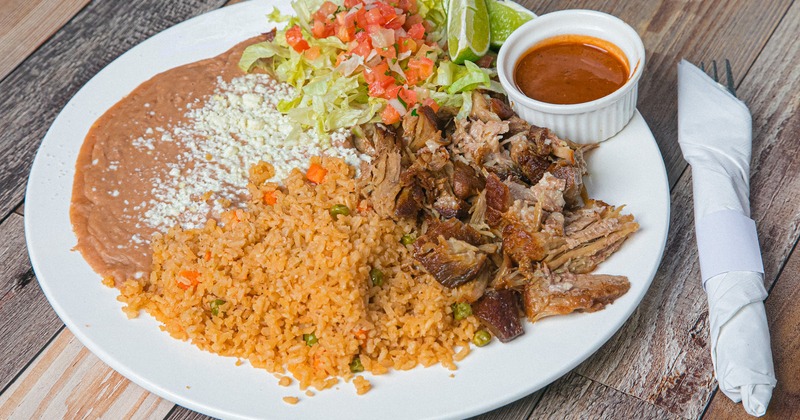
[
  {"xmin": 0, "ymin": 214, "xmax": 62, "ymax": 393},
  {"xmin": 705, "ymin": 245, "xmax": 800, "ymax": 419},
  {"xmin": 0, "ymin": 0, "xmax": 228, "ymax": 222},
  {"xmin": 0, "ymin": 329, "xmax": 174, "ymax": 419},
  {"xmin": 1, "ymin": 0, "xmax": 799, "ymax": 419},
  {"xmin": 0, "ymin": 0, "xmax": 90, "ymax": 81}
]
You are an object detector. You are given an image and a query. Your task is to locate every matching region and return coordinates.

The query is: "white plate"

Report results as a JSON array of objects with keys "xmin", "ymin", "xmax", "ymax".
[{"xmin": 25, "ymin": 2, "xmax": 670, "ymax": 419}]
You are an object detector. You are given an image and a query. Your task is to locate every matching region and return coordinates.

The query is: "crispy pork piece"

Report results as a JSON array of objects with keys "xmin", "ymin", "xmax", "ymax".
[
  {"xmin": 485, "ymin": 173, "xmax": 511, "ymax": 228},
  {"xmin": 543, "ymin": 212, "xmax": 565, "ymax": 236},
  {"xmin": 548, "ymin": 163, "xmax": 584, "ymax": 208},
  {"xmin": 526, "ymin": 126, "xmax": 556, "ymax": 156},
  {"xmin": 402, "ymin": 105, "xmax": 444, "ymax": 152},
  {"xmin": 502, "ymin": 222, "xmax": 550, "ymax": 264},
  {"xmin": 470, "ymin": 91, "xmax": 501, "ymax": 122},
  {"xmin": 509, "ymin": 135, "xmax": 550, "ymax": 184},
  {"xmin": 504, "ymin": 178, "xmax": 536, "ymax": 202},
  {"xmin": 412, "ymin": 219, "xmax": 489, "ymax": 287},
  {"xmin": 507, "ymin": 116, "xmax": 531, "ymax": 136},
  {"xmin": 433, "ymin": 192, "xmax": 470, "ymax": 219},
  {"xmin": 530, "ymin": 172, "xmax": 567, "ymax": 213},
  {"xmin": 452, "ymin": 270, "xmax": 490, "ymax": 303},
  {"xmin": 472, "ymin": 289, "xmax": 525, "ymax": 342},
  {"xmin": 360, "ymin": 128, "xmax": 402, "ymax": 218},
  {"xmin": 546, "ymin": 202, "xmax": 639, "ymax": 272},
  {"xmin": 353, "ymin": 134, "xmax": 376, "ymax": 156},
  {"xmin": 523, "ymin": 273, "xmax": 630, "ymax": 322},
  {"xmin": 452, "ymin": 118, "xmax": 508, "ymax": 165},
  {"xmin": 490, "ymin": 97, "xmax": 516, "ymax": 120},
  {"xmin": 453, "ymin": 160, "xmax": 484, "ymax": 199},
  {"xmin": 413, "ymin": 237, "xmax": 487, "ymax": 288},
  {"xmin": 394, "ymin": 184, "xmax": 425, "ymax": 219},
  {"xmin": 424, "ymin": 218, "xmax": 488, "ymax": 246}
]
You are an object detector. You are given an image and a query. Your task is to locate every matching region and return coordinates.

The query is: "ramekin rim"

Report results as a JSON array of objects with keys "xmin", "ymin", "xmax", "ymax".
[{"xmin": 497, "ymin": 9, "xmax": 646, "ymax": 115}]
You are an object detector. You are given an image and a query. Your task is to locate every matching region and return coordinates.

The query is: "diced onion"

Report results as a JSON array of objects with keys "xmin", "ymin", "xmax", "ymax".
[
  {"xmin": 388, "ymin": 98, "xmax": 406, "ymax": 115},
  {"xmin": 370, "ymin": 27, "xmax": 395, "ymax": 48}
]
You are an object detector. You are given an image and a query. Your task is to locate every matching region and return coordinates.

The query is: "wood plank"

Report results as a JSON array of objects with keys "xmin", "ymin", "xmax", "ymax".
[
  {"xmin": 574, "ymin": 177, "xmax": 712, "ymax": 418},
  {"xmin": 704, "ymin": 245, "xmax": 800, "ymax": 419},
  {"xmin": 13, "ymin": 203, "xmax": 22, "ymax": 216},
  {"xmin": 0, "ymin": 0, "xmax": 229, "ymax": 221},
  {"xmin": 0, "ymin": 0, "xmax": 90, "ymax": 81},
  {"xmin": 519, "ymin": 0, "xmax": 791, "ymax": 186},
  {"xmin": 472, "ymin": 392, "xmax": 541, "ymax": 420},
  {"xmin": 165, "ymin": 406, "xmax": 214, "ymax": 420},
  {"xmin": 575, "ymin": 2, "xmax": 800, "ymax": 418},
  {"xmin": 529, "ymin": 372, "xmax": 679, "ymax": 419},
  {"xmin": 0, "ymin": 213, "xmax": 63, "ymax": 393},
  {"xmin": 0, "ymin": 329, "xmax": 174, "ymax": 419}
]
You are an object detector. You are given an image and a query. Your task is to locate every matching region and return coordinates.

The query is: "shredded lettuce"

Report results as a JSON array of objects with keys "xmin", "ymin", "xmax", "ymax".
[
  {"xmin": 446, "ymin": 61, "xmax": 492, "ymax": 94},
  {"xmin": 238, "ymin": 0, "xmax": 504, "ymax": 135}
]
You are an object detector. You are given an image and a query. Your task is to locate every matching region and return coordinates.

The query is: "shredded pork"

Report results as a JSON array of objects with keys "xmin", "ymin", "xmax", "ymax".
[{"xmin": 357, "ymin": 90, "xmax": 639, "ymax": 342}]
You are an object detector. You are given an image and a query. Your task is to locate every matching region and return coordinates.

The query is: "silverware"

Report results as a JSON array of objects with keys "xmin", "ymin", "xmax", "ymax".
[{"xmin": 701, "ymin": 58, "xmax": 737, "ymax": 97}]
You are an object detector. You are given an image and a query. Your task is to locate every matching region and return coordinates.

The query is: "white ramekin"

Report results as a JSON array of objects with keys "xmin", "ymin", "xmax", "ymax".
[{"xmin": 497, "ymin": 9, "xmax": 646, "ymax": 144}]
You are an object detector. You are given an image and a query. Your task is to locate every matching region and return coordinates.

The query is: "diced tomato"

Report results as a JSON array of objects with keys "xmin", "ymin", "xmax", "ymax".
[
  {"xmin": 407, "ymin": 23, "xmax": 425, "ymax": 40},
  {"xmin": 350, "ymin": 40, "xmax": 371, "ymax": 57},
  {"xmin": 349, "ymin": 30, "xmax": 372, "ymax": 56},
  {"xmin": 312, "ymin": 20, "xmax": 334, "ymax": 38},
  {"xmin": 304, "ymin": 46, "xmax": 322, "ymax": 60},
  {"xmin": 404, "ymin": 67, "xmax": 419, "ymax": 86},
  {"xmin": 408, "ymin": 56, "xmax": 434, "ymax": 79},
  {"xmin": 384, "ymin": 14, "xmax": 406, "ymax": 29},
  {"xmin": 376, "ymin": 45, "xmax": 397, "ymax": 59},
  {"xmin": 286, "ymin": 25, "xmax": 310, "ymax": 52},
  {"xmin": 344, "ymin": 0, "xmax": 362, "ymax": 8},
  {"xmin": 315, "ymin": 1, "xmax": 338, "ymax": 20},
  {"xmin": 396, "ymin": 37, "xmax": 412, "ymax": 54},
  {"xmin": 354, "ymin": 7, "xmax": 369, "ymax": 29},
  {"xmin": 363, "ymin": 61, "xmax": 389, "ymax": 84},
  {"xmin": 404, "ymin": 13, "xmax": 423, "ymax": 29},
  {"xmin": 381, "ymin": 105, "xmax": 401, "ymax": 124},
  {"xmin": 385, "ymin": 84, "xmax": 402, "ymax": 100},
  {"xmin": 423, "ymin": 97, "xmax": 440, "ymax": 112},
  {"xmin": 369, "ymin": 80, "xmax": 394, "ymax": 98},
  {"xmin": 365, "ymin": 8, "xmax": 386, "ymax": 25},
  {"xmin": 365, "ymin": 60, "xmax": 397, "ymax": 98},
  {"xmin": 399, "ymin": 88, "xmax": 417, "ymax": 108},
  {"xmin": 336, "ymin": 22, "xmax": 356, "ymax": 42},
  {"xmin": 376, "ymin": 2, "xmax": 397, "ymax": 20}
]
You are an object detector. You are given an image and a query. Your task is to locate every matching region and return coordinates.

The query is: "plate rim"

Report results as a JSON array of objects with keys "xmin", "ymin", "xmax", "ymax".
[{"xmin": 24, "ymin": 2, "xmax": 671, "ymax": 418}]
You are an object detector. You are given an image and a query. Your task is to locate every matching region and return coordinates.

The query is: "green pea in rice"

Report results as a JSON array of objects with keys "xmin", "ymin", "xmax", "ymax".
[{"xmin": 118, "ymin": 157, "xmax": 479, "ymax": 391}]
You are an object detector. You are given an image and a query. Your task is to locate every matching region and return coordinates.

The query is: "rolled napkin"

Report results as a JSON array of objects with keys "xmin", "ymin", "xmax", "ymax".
[{"xmin": 677, "ymin": 59, "xmax": 776, "ymax": 416}]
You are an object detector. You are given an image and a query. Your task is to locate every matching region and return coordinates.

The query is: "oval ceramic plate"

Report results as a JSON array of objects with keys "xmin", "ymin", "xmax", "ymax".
[{"xmin": 25, "ymin": 2, "xmax": 670, "ymax": 419}]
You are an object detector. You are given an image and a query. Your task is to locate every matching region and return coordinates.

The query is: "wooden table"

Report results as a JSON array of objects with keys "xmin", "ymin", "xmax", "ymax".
[{"xmin": 1, "ymin": 0, "xmax": 798, "ymax": 418}]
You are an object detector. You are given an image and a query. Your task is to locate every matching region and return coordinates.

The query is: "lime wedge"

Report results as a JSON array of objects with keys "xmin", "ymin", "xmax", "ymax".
[
  {"xmin": 487, "ymin": 0, "xmax": 536, "ymax": 50},
  {"xmin": 447, "ymin": 0, "xmax": 491, "ymax": 64}
]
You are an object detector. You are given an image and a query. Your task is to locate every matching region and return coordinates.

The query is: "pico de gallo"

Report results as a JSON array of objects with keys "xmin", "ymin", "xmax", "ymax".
[{"xmin": 239, "ymin": 0, "xmax": 498, "ymax": 135}]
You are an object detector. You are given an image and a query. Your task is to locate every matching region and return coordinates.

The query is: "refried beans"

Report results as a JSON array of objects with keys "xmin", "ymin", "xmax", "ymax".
[{"xmin": 71, "ymin": 35, "xmax": 368, "ymax": 285}]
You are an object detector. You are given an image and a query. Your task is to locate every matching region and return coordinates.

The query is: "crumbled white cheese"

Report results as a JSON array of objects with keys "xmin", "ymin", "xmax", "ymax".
[{"xmin": 136, "ymin": 74, "xmax": 370, "ymax": 231}]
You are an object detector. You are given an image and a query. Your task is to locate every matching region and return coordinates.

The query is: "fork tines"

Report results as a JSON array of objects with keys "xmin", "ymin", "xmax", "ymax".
[{"xmin": 700, "ymin": 59, "xmax": 737, "ymax": 97}]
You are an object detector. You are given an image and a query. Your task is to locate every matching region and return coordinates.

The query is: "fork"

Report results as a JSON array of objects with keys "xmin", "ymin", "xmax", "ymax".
[{"xmin": 700, "ymin": 59, "xmax": 737, "ymax": 97}]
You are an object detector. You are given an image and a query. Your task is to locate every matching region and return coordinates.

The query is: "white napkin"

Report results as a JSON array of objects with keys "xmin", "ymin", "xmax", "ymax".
[{"xmin": 677, "ymin": 59, "xmax": 776, "ymax": 417}]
